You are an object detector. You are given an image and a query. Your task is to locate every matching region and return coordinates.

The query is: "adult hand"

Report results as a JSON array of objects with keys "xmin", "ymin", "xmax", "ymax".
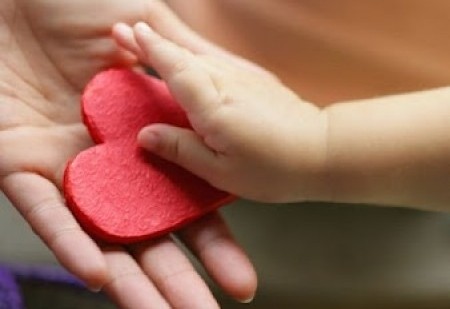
[{"xmin": 0, "ymin": 0, "xmax": 256, "ymax": 307}]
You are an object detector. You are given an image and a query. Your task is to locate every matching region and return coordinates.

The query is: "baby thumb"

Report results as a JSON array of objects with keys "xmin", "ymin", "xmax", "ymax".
[{"xmin": 138, "ymin": 124, "xmax": 218, "ymax": 182}]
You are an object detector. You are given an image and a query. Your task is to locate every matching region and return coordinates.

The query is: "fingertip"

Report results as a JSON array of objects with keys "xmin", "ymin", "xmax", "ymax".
[
  {"xmin": 137, "ymin": 126, "xmax": 160, "ymax": 151},
  {"xmin": 235, "ymin": 270, "xmax": 258, "ymax": 304},
  {"xmin": 112, "ymin": 23, "xmax": 132, "ymax": 40},
  {"xmin": 84, "ymin": 263, "xmax": 110, "ymax": 292},
  {"xmin": 72, "ymin": 252, "xmax": 109, "ymax": 292},
  {"xmin": 216, "ymin": 246, "xmax": 258, "ymax": 303},
  {"xmin": 133, "ymin": 22, "xmax": 154, "ymax": 36},
  {"xmin": 133, "ymin": 22, "xmax": 160, "ymax": 54},
  {"xmin": 179, "ymin": 214, "xmax": 258, "ymax": 303},
  {"xmin": 111, "ymin": 23, "xmax": 140, "ymax": 57},
  {"xmin": 139, "ymin": 125, "xmax": 219, "ymax": 182},
  {"xmin": 112, "ymin": 22, "xmax": 128, "ymax": 32},
  {"xmin": 67, "ymin": 251, "xmax": 109, "ymax": 292}
]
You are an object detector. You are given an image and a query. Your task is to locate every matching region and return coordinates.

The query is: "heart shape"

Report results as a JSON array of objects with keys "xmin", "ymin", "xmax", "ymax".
[{"xmin": 64, "ymin": 69, "xmax": 233, "ymax": 244}]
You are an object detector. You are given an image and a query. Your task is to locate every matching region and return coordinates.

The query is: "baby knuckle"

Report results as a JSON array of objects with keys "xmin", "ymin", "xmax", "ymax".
[
  {"xmin": 161, "ymin": 132, "xmax": 181, "ymax": 162},
  {"xmin": 169, "ymin": 54, "xmax": 192, "ymax": 76}
]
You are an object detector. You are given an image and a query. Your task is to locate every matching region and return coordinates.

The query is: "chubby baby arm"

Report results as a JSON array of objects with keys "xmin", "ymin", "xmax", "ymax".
[
  {"xmin": 112, "ymin": 22, "xmax": 329, "ymax": 203},
  {"xmin": 324, "ymin": 90, "xmax": 450, "ymax": 210}
]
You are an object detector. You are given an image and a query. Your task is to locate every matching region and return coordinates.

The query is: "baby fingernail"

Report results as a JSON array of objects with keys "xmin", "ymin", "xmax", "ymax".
[
  {"xmin": 134, "ymin": 22, "xmax": 153, "ymax": 35},
  {"xmin": 138, "ymin": 129, "xmax": 159, "ymax": 149}
]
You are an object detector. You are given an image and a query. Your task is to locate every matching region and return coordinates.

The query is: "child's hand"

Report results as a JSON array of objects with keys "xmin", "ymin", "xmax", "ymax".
[{"xmin": 113, "ymin": 22, "xmax": 329, "ymax": 203}]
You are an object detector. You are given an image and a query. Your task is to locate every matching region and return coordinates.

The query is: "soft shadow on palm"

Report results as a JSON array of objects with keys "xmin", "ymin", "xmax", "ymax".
[{"xmin": 0, "ymin": 1, "xmax": 256, "ymax": 308}]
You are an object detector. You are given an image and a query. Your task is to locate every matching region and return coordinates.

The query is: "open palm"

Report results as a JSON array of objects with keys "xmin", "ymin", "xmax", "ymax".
[{"xmin": 0, "ymin": 0, "xmax": 256, "ymax": 307}]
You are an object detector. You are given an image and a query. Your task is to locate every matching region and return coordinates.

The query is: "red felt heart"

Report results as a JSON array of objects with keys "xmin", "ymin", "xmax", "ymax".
[{"xmin": 64, "ymin": 69, "xmax": 233, "ymax": 244}]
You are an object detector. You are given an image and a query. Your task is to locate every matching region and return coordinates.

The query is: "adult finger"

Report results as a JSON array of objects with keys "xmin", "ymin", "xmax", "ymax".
[
  {"xmin": 1, "ymin": 172, "xmax": 108, "ymax": 290},
  {"xmin": 178, "ymin": 212, "xmax": 257, "ymax": 303},
  {"xmin": 129, "ymin": 236, "xmax": 220, "ymax": 309},
  {"xmin": 0, "ymin": 124, "xmax": 92, "ymax": 188},
  {"xmin": 102, "ymin": 246, "xmax": 170, "ymax": 309}
]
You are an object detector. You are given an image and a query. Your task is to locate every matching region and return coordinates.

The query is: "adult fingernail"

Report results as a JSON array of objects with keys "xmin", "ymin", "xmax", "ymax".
[
  {"xmin": 239, "ymin": 296, "xmax": 255, "ymax": 304},
  {"xmin": 87, "ymin": 285, "xmax": 102, "ymax": 293}
]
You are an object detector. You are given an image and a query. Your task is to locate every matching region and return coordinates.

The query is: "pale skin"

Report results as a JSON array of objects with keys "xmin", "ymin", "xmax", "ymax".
[
  {"xmin": 1, "ymin": 0, "xmax": 449, "ymax": 308},
  {"xmin": 113, "ymin": 22, "xmax": 450, "ymax": 211},
  {"xmin": 0, "ymin": 1, "xmax": 257, "ymax": 308}
]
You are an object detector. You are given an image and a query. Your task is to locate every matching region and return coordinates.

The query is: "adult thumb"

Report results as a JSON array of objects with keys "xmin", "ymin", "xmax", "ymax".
[{"xmin": 138, "ymin": 124, "xmax": 218, "ymax": 182}]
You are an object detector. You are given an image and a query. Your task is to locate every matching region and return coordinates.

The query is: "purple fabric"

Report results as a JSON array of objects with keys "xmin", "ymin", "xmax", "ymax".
[
  {"xmin": 0, "ymin": 263, "xmax": 87, "ymax": 308},
  {"xmin": 0, "ymin": 266, "xmax": 24, "ymax": 309},
  {"xmin": 9, "ymin": 264, "xmax": 84, "ymax": 288}
]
